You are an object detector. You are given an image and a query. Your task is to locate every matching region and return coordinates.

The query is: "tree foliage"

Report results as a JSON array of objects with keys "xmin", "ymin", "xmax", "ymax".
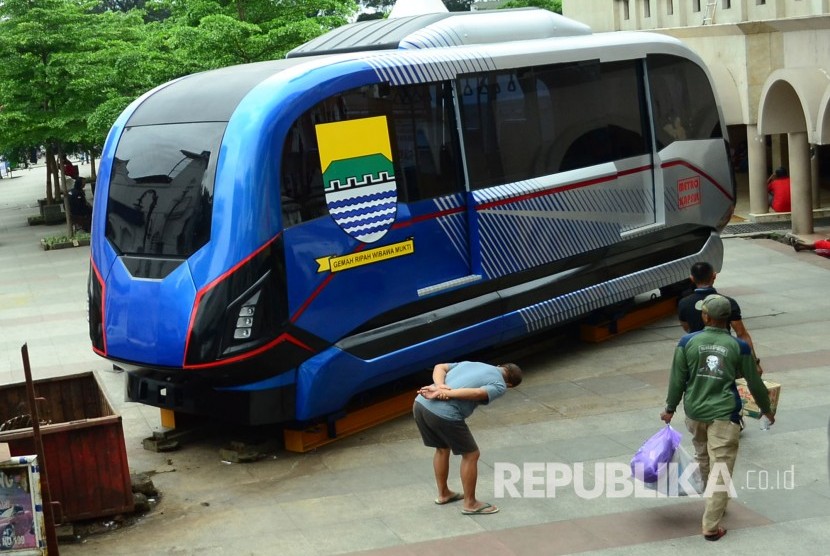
[
  {"xmin": 0, "ymin": 0, "xmax": 354, "ymax": 234},
  {"xmin": 500, "ymin": 0, "xmax": 561, "ymax": 13},
  {"xmin": 358, "ymin": 0, "xmax": 472, "ymax": 16},
  {"xmin": 0, "ymin": 0, "xmax": 355, "ymax": 201}
]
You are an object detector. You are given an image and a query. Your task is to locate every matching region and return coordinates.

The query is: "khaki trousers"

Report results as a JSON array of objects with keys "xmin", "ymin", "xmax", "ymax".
[{"xmin": 685, "ymin": 417, "xmax": 740, "ymax": 533}]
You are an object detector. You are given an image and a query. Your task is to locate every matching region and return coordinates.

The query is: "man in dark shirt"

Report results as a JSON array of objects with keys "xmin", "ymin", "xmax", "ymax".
[
  {"xmin": 677, "ymin": 262, "xmax": 762, "ymax": 374},
  {"xmin": 67, "ymin": 178, "xmax": 92, "ymax": 232}
]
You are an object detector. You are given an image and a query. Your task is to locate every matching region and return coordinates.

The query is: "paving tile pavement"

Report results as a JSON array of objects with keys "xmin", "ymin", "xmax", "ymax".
[{"xmin": 1, "ymin": 163, "xmax": 829, "ymax": 555}]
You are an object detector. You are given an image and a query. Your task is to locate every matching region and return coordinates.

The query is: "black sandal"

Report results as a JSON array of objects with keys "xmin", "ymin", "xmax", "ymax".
[
  {"xmin": 788, "ymin": 237, "xmax": 807, "ymax": 251},
  {"xmin": 704, "ymin": 528, "xmax": 727, "ymax": 541}
]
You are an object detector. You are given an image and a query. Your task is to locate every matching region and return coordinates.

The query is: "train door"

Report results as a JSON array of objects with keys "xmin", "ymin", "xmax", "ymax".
[
  {"xmin": 279, "ymin": 81, "xmax": 472, "ymax": 344},
  {"xmin": 388, "ymin": 81, "xmax": 475, "ymax": 298},
  {"xmin": 646, "ymin": 54, "xmax": 733, "ymax": 229}
]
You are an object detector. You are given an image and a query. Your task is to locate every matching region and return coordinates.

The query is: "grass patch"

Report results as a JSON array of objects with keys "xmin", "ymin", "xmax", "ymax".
[{"xmin": 41, "ymin": 231, "xmax": 91, "ymax": 249}]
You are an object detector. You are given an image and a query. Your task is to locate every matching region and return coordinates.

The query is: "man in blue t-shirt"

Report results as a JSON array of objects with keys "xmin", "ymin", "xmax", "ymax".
[{"xmin": 413, "ymin": 361, "xmax": 522, "ymax": 515}]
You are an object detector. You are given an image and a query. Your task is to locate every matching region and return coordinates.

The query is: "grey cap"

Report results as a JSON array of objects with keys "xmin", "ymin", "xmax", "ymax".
[{"xmin": 695, "ymin": 294, "xmax": 731, "ymax": 320}]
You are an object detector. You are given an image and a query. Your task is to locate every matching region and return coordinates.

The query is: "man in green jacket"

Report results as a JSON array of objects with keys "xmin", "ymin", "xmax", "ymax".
[{"xmin": 660, "ymin": 294, "xmax": 775, "ymax": 542}]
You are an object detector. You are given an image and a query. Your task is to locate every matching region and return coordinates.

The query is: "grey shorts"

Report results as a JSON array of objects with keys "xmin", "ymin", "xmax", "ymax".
[{"xmin": 412, "ymin": 402, "xmax": 478, "ymax": 455}]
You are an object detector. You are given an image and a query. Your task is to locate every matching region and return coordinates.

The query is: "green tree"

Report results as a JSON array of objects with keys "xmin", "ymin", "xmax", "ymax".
[
  {"xmin": 0, "ymin": 0, "xmax": 354, "ymax": 238},
  {"xmin": 0, "ymin": 0, "xmax": 92, "ymax": 223},
  {"xmin": 0, "ymin": 0, "xmax": 175, "ymax": 234},
  {"xmin": 500, "ymin": 0, "xmax": 561, "ymax": 13},
  {"xmin": 357, "ymin": 0, "xmax": 472, "ymax": 16},
  {"xmin": 163, "ymin": 0, "xmax": 355, "ymax": 71}
]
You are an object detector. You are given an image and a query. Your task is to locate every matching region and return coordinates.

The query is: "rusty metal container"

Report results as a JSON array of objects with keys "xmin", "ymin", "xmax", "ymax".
[{"xmin": 0, "ymin": 372, "xmax": 134, "ymax": 522}]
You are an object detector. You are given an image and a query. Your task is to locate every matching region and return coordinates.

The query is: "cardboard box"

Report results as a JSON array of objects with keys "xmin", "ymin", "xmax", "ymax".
[{"xmin": 735, "ymin": 378, "xmax": 780, "ymax": 419}]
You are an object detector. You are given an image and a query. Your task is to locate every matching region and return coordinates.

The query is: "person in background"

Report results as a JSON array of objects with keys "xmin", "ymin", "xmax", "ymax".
[
  {"xmin": 789, "ymin": 236, "xmax": 830, "ymax": 258},
  {"xmin": 67, "ymin": 177, "xmax": 92, "ymax": 232},
  {"xmin": 767, "ymin": 166, "xmax": 791, "ymax": 213},
  {"xmin": 62, "ymin": 153, "xmax": 79, "ymax": 178},
  {"xmin": 661, "ymin": 294, "xmax": 774, "ymax": 542},
  {"xmin": 413, "ymin": 361, "xmax": 522, "ymax": 515},
  {"xmin": 677, "ymin": 262, "xmax": 763, "ymax": 375}
]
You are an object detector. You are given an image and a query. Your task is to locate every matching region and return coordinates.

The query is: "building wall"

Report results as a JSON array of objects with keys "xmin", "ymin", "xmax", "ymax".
[
  {"xmin": 563, "ymin": 0, "xmax": 830, "ymax": 32},
  {"xmin": 562, "ymin": 0, "xmax": 830, "ymax": 228},
  {"xmin": 561, "ymin": 0, "xmax": 619, "ymax": 30},
  {"xmin": 562, "ymin": 1, "xmax": 830, "ymax": 126}
]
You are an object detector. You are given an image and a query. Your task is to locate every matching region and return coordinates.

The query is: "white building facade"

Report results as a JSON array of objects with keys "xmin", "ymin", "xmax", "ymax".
[{"xmin": 563, "ymin": 0, "xmax": 830, "ymax": 232}]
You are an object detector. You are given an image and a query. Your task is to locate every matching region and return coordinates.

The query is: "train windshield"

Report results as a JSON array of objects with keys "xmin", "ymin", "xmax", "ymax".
[{"xmin": 105, "ymin": 122, "xmax": 224, "ymax": 257}]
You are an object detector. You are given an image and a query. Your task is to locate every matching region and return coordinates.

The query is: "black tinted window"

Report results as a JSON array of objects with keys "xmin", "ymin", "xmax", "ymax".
[
  {"xmin": 106, "ymin": 123, "xmax": 223, "ymax": 257},
  {"xmin": 647, "ymin": 54, "xmax": 723, "ymax": 149},
  {"xmin": 458, "ymin": 60, "xmax": 648, "ymax": 189},
  {"xmin": 281, "ymin": 82, "xmax": 462, "ymax": 227}
]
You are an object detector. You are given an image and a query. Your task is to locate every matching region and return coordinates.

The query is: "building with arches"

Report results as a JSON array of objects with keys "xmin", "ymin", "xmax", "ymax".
[{"xmin": 562, "ymin": 0, "xmax": 830, "ymax": 233}]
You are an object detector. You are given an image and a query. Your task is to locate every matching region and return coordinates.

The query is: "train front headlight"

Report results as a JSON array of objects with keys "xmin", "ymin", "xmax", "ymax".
[
  {"xmin": 184, "ymin": 238, "xmax": 289, "ymax": 366},
  {"xmin": 233, "ymin": 294, "xmax": 259, "ymax": 340}
]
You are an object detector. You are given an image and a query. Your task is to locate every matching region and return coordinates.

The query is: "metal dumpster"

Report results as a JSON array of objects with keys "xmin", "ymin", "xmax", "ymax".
[{"xmin": 0, "ymin": 372, "xmax": 134, "ymax": 522}]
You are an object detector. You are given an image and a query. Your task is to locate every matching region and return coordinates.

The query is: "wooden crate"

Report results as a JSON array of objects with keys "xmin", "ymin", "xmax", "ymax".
[{"xmin": 0, "ymin": 372, "xmax": 134, "ymax": 523}]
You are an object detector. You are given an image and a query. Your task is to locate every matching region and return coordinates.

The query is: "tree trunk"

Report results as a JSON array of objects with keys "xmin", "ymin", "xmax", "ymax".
[{"xmin": 44, "ymin": 145, "xmax": 55, "ymax": 204}]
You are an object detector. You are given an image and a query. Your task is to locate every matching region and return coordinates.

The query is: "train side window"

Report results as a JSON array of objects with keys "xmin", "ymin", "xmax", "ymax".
[
  {"xmin": 281, "ymin": 91, "xmax": 372, "ymax": 227},
  {"xmin": 388, "ymin": 82, "xmax": 462, "ymax": 202},
  {"xmin": 459, "ymin": 59, "xmax": 647, "ymax": 187},
  {"xmin": 281, "ymin": 124, "xmax": 329, "ymax": 227},
  {"xmin": 543, "ymin": 61, "xmax": 610, "ymax": 173},
  {"xmin": 647, "ymin": 54, "xmax": 723, "ymax": 150},
  {"xmin": 543, "ymin": 60, "xmax": 647, "ymax": 172},
  {"xmin": 600, "ymin": 60, "xmax": 650, "ymax": 160},
  {"xmin": 459, "ymin": 69, "xmax": 548, "ymax": 188},
  {"xmin": 281, "ymin": 81, "xmax": 462, "ymax": 227}
]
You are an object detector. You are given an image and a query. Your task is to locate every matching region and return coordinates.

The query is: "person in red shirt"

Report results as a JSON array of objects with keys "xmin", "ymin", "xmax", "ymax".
[
  {"xmin": 61, "ymin": 154, "xmax": 79, "ymax": 180},
  {"xmin": 790, "ymin": 236, "xmax": 830, "ymax": 258},
  {"xmin": 767, "ymin": 166, "xmax": 791, "ymax": 212}
]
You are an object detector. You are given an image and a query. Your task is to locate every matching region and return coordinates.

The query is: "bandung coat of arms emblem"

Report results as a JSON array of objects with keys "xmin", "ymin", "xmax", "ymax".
[{"xmin": 316, "ymin": 115, "xmax": 398, "ymax": 244}]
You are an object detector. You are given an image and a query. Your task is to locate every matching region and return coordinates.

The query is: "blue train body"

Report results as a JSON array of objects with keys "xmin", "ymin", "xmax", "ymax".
[{"xmin": 88, "ymin": 9, "xmax": 734, "ymax": 424}]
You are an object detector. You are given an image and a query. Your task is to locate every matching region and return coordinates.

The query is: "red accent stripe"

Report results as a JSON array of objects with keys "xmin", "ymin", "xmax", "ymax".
[
  {"xmin": 91, "ymin": 256, "xmax": 107, "ymax": 356},
  {"xmin": 661, "ymin": 159, "xmax": 734, "ymax": 201},
  {"xmin": 184, "ymin": 234, "xmax": 281, "ymax": 367},
  {"xmin": 291, "ymin": 207, "xmax": 465, "ymax": 322},
  {"xmin": 394, "ymin": 205, "xmax": 467, "ymax": 228},
  {"xmin": 183, "ymin": 332, "xmax": 313, "ymax": 370},
  {"xmin": 290, "ymin": 242, "xmax": 367, "ymax": 323},
  {"xmin": 287, "ymin": 160, "xmax": 727, "ymax": 329}
]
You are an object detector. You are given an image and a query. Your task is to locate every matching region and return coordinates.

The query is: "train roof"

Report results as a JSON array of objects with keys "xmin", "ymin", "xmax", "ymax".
[
  {"xmin": 125, "ymin": 58, "xmax": 311, "ymax": 126},
  {"xmin": 124, "ymin": 26, "xmax": 692, "ymax": 128},
  {"xmin": 286, "ymin": 9, "xmax": 591, "ymax": 58}
]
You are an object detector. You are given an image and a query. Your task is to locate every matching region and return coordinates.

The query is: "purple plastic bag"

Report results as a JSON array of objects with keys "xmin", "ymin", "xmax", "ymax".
[{"xmin": 630, "ymin": 425, "xmax": 682, "ymax": 483}]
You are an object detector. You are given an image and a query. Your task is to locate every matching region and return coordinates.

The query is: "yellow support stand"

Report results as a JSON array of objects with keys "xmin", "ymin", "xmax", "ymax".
[
  {"xmin": 160, "ymin": 408, "xmax": 176, "ymax": 429},
  {"xmin": 283, "ymin": 390, "xmax": 415, "ymax": 453},
  {"xmin": 579, "ymin": 296, "xmax": 678, "ymax": 343}
]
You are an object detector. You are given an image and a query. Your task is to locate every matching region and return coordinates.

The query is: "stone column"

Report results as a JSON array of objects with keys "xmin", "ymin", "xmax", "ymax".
[
  {"xmin": 789, "ymin": 131, "xmax": 813, "ymax": 235},
  {"xmin": 770, "ymin": 134, "xmax": 782, "ymax": 170},
  {"xmin": 811, "ymin": 145, "xmax": 820, "ymax": 208},
  {"xmin": 747, "ymin": 125, "xmax": 768, "ymax": 217}
]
